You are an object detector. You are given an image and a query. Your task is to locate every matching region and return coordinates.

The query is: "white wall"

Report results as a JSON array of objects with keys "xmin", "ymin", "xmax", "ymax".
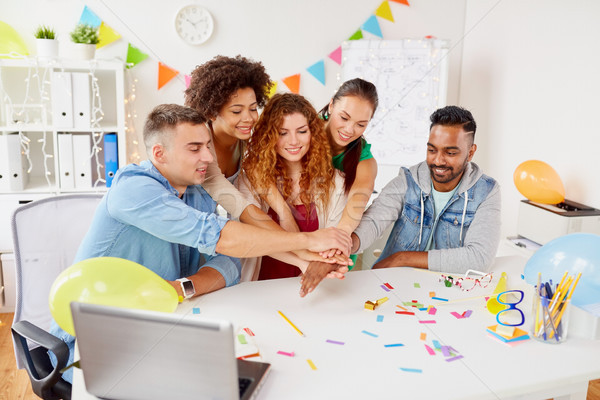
[
  {"xmin": 1, "ymin": 0, "xmax": 467, "ymax": 163},
  {"xmin": 460, "ymin": 0, "xmax": 600, "ymax": 239}
]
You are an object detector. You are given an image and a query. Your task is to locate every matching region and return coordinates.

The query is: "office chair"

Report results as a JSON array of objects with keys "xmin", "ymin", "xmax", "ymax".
[{"xmin": 10, "ymin": 194, "xmax": 103, "ymax": 400}]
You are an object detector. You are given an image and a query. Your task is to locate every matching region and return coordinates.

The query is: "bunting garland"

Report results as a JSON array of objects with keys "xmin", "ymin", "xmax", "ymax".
[{"xmin": 78, "ymin": 0, "xmax": 411, "ymax": 93}]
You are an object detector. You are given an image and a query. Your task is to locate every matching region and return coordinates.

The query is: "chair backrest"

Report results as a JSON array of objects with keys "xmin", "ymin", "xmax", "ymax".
[{"xmin": 11, "ymin": 194, "xmax": 103, "ymax": 369}]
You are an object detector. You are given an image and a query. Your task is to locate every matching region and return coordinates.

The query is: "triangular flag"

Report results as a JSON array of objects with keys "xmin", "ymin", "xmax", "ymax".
[
  {"xmin": 126, "ymin": 44, "xmax": 148, "ymax": 68},
  {"xmin": 306, "ymin": 60, "xmax": 325, "ymax": 85},
  {"xmin": 158, "ymin": 62, "xmax": 179, "ymax": 90},
  {"xmin": 267, "ymin": 81, "xmax": 277, "ymax": 98},
  {"xmin": 390, "ymin": 0, "xmax": 410, "ymax": 5},
  {"xmin": 362, "ymin": 15, "xmax": 383, "ymax": 38},
  {"xmin": 97, "ymin": 22, "xmax": 121, "ymax": 49},
  {"xmin": 282, "ymin": 74, "xmax": 300, "ymax": 94},
  {"xmin": 328, "ymin": 46, "xmax": 342, "ymax": 65},
  {"xmin": 348, "ymin": 29, "xmax": 363, "ymax": 41},
  {"xmin": 185, "ymin": 74, "xmax": 192, "ymax": 89},
  {"xmin": 79, "ymin": 6, "xmax": 101, "ymax": 28},
  {"xmin": 375, "ymin": 1, "xmax": 394, "ymax": 22}
]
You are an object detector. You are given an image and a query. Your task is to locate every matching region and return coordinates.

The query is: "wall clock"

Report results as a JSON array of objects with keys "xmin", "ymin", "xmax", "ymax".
[{"xmin": 174, "ymin": 5, "xmax": 214, "ymax": 45}]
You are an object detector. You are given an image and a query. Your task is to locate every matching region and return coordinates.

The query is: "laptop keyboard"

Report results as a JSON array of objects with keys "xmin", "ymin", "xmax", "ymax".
[{"xmin": 239, "ymin": 377, "xmax": 253, "ymax": 397}]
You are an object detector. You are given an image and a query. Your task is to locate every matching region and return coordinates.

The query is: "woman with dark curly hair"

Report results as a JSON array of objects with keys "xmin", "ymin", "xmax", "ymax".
[
  {"xmin": 269, "ymin": 79, "xmax": 379, "ymax": 269},
  {"xmin": 184, "ymin": 55, "xmax": 272, "ymax": 220},
  {"xmin": 238, "ymin": 93, "xmax": 347, "ymax": 281}
]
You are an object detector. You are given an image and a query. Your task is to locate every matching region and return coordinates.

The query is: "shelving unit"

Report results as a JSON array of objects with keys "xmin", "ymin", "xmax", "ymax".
[{"xmin": 0, "ymin": 57, "xmax": 127, "ymax": 251}]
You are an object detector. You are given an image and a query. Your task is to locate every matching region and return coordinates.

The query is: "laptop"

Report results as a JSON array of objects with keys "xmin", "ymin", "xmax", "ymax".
[{"xmin": 70, "ymin": 302, "xmax": 270, "ymax": 400}]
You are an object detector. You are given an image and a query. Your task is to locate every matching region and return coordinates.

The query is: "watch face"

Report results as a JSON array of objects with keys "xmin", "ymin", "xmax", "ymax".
[
  {"xmin": 175, "ymin": 5, "xmax": 214, "ymax": 45},
  {"xmin": 181, "ymin": 280, "xmax": 195, "ymax": 297}
]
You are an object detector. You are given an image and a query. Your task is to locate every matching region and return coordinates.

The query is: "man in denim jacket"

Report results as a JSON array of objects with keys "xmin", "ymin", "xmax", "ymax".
[{"xmin": 352, "ymin": 106, "xmax": 500, "ymax": 273}]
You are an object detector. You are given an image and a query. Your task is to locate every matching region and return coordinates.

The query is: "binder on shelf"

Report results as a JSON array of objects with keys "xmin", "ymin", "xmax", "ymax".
[
  {"xmin": 104, "ymin": 133, "xmax": 118, "ymax": 187},
  {"xmin": 0, "ymin": 133, "xmax": 28, "ymax": 192},
  {"xmin": 71, "ymin": 72, "xmax": 92, "ymax": 130},
  {"xmin": 57, "ymin": 133, "xmax": 75, "ymax": 190},
  {"xmin": 73, "ymin": 134, "xmax": 93, "ymax": 189},
  {"xmin": 51, "ymin": 72, "xmax": 74, "ymax": 128}
]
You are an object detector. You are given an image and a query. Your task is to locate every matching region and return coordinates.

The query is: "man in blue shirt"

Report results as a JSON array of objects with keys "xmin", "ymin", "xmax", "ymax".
[{"xmin": 51, "ymin": 104, "xmax": 352, "ymax": 382}]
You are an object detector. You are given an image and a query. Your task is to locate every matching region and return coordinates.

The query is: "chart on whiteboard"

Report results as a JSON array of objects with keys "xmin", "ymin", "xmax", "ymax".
[{"xmin": 341, "ymin": 39, "xmax": 449, "ymax": 166}]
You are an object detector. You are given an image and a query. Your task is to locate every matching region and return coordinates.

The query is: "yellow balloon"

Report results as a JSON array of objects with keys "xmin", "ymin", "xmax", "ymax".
[
  {"xmin": 49, "ymin": 257, "xmax": 178, "ymax": 336},
  {"xmin": 0, "ymin": 21, "xmax": 29, "ymax": 57},
  {"xmin": 513, "ymin": 160, "xmax": 565, "ymax": 204}
]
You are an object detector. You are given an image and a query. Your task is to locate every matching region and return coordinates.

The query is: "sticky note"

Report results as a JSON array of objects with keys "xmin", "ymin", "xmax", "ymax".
[
  {"xmin": 419, "ymin": 320, "xmax": 436, "ymax": 324},
  {"xmin": 362, "ymin": 330, "xmax": 378, "ymax": 338},
  {"xmin": 277, "ymin": 350, "xmax": 294, "ymax": 357},
  {"xmin": 428, "ymin": 307, "xmax": 437, "ymax": 315},
  {"xmin": 424, "ymin": 344, "xmax": 436, "ymax": 355},
  {"xmin": 451, "ymin": 312, "xmax": 464, "ymax": 319},
  {"xmin": 326, "ymin": 339, "xmax": 345, "ymax": 345},
  {"xmin": 384, "ymin": 343, "xmax": 404, "ymax": 347},
  {"xmin": 307, "ymin": 359, "xmax": 317, "ymax": 370},
  {"xmin": 192, "ymin": 307, "xmax": 200, "ymax": 314},
  {"xmin": 376, "ymin": 315, "xmax": 384, "ymax": 322},
  {"xmin": 399, "ymin": 367, "xmax": 423, "ymax": 373},
  {"xmin": 429, "ymin": 291, "xmax": 436, "ymax": 297},
  {"xmin": 432, "ymin": 340, "xmax": 441, "ymax": 349},
  {"xmin": 420, "ymin": 332, "xmax": 427, "ymax": 341},
  {"xmin": 237, "ymin": 334, "xmax": 247, "ymax": 344},
  {"xmin": 441, "ymin": 346, "xmax": 451, "ymax": 357},
  {"xmin": 414, "ymin": 282, "xmax": 421, "ymax": 288}
]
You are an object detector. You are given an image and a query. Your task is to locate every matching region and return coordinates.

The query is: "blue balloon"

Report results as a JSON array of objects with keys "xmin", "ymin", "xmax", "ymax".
[{"xmin": 523, "ymin": 233, "xmax": 600, "ymax": 307}]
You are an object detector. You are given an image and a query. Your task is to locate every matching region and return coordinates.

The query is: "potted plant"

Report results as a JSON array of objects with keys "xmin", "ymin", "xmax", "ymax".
[
  {"xmin": 34, "ymin": 25, "xmax": 58, "ymax": 58},
  {"xmin": 69, "ymin": 24, "xmax": 99, "ymax": 60}
]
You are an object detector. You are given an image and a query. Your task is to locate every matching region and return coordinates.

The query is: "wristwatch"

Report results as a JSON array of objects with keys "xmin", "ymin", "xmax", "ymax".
[{"xmin": 176, "ymin": 277, "xmax": 196, "ymax": 300}]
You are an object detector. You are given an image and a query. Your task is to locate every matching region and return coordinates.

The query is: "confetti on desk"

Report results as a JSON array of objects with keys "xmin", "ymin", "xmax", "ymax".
[
  {"xmin": 419, "ymin": 320, "xmax": 436, "ymax": 324},
  {"xmin": 420, "ymin": 332, "xmax": 427, "ymax": 341},
  {"xmin": 414, "ymin": 282, "xmax": 421, "ymax": 288},
  {"xmin": 424, "ymin": 344, "xmax": 436, "ymax": 355},
  {"xmin": 396, "ymin": 311, "xmax": 415, "ymax": 315},
  {"xmin": 237, "ymin": 334, "xmax": 247, "ymax": 344},
  {"xmin": 384, "ymin": 282, "xmax": 394, "ymax": 290},
  {"xmin": 192, "ymin": 307, "xmax": 200, "ymax": 314},
  {"xmin": 362, "ymin": 330, "xmax": 379, "ymax": 338},
  {"xmin": 432, "ymin": 340, "xmax": 441, "ymax": 349},
  {"xmin": 451, "ymin": 310, "xmax": 473, "ymax": 319},
  {"xmin": 399, "ymin": 367, "xmax": 423, "ymax": 373},
  {"xmin": 307, "ymin": 359, "xmax": 317, "ymax": 370},
  {"xmin": 384, "ymin": 343, "xmax": 405, "ymax": 348},
  {"xmin": 427, "ymin": 307, "xmax": 437, "ymax": 315},
  {"xmin": 429, "ymin": 291, "xmax": 436, "ymax": 298},
  {"xmin": 446, "ymin": 355, "xmax": 464, "ymax": 362},
  {"xmin": 326, "ymin": 339, "xmax": 345, "ymax": 345},
  {"xmin": 396, "ymin": 305, "xmax": 408, "ymax": 311},
  {"xmin": 277, "ymin": 350, "xmax": 295, "ymax": 357},
  {"xmin": 431, "ymin": 296, "xmax": 448, "ymax": 302},
  {"xmin": 238, "ymin": 352, "xmax": 260, "ymax": 360},
  {"xmin": 380, "ymin": 284, "xmax": 391, "ymax": 292},
  {"xmin": 376, "ymin": 315, "xmax": 384, "ymax": 322},
  {"xmin": 243, "ymin": 327, "xmax": 255, "ymax": 336}
]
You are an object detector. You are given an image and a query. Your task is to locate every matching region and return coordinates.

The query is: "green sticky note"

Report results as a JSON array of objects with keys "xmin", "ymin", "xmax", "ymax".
[
  {"xmin": 414, "ymin": 283, "xmax": 421, "ymax": 288},
  {"xmin": 237, "ymin": 334, "xmax": 247, "ymax": 344}
]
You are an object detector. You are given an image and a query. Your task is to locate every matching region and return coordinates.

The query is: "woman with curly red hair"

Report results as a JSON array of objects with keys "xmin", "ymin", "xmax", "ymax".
[{"xmin": 238, "ymin": 93, "xmax": 347, "ymax": 281}]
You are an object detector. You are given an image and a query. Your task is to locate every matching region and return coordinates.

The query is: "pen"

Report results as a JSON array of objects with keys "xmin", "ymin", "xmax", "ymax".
[{"xmin": 278, "ymin": 310, "xmax": 305, "ymax": 337}]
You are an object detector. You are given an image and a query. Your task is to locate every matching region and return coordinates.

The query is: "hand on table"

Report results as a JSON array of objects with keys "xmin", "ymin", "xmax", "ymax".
[{"xmin": 299, "ymin": 261, "xmax": 348, "ymax": 297}]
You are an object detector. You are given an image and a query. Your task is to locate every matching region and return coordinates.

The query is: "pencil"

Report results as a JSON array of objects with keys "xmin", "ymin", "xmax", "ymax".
[
  {"xmin": 278, "ymin": 310, "xmax": 305, "ymax": 337},
  {"xmin": 551, "ymin": 272, "xmax": 582, "ymax": 335}
]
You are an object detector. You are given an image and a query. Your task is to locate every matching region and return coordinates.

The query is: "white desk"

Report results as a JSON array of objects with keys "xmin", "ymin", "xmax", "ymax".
[{"xmin": 73, "ymin": 256, "xmax": 600, "ymax": 399}]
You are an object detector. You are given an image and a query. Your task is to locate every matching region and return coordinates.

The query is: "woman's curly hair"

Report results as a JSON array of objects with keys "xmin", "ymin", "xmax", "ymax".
[
  {"xmin": 184, "ymin": 55, "xmax": 272, "ymax": 119},
  {"xmin": 243, "ymin": 93, "xmax": 335, "ymax": 212}
]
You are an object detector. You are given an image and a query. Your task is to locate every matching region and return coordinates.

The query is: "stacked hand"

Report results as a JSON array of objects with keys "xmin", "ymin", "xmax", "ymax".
[{"xmin": 299, "ymin": 261, "xmax": 348, "ymax": 297}]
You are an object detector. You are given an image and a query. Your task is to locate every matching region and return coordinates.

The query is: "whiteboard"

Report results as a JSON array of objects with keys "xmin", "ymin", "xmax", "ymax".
[{"xmin": 341, "ymin": 39, "xmax": 449, "ymax": 168}]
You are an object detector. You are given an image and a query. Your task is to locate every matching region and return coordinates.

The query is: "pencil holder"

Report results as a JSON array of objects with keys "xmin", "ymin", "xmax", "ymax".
[{"xmin": 531, "ymin": 291, "xmax": 571, "ymax": 344}]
